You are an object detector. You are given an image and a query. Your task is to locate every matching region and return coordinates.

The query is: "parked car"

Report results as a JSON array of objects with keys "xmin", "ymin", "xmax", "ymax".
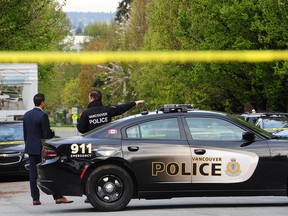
[
  {"xmin": 240, "ymin": 112, "xmax": 264, "ymax": 124},
  {"xmin": 0, "ymin": 121, "xmax": 29, "ymax": 176},
  {"xmin": 255, "ymin": 115, "xmax": 288, "ymax": 138},
  {"xmin": 37, "ymin": 104, "xmax": 288, "ymax": 211}
]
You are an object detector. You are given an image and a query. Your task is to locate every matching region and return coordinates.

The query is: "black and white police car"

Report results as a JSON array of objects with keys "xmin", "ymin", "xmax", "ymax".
[{"xmin": 37, "ymin": 104, "xmax": 288, "ymax": 211}]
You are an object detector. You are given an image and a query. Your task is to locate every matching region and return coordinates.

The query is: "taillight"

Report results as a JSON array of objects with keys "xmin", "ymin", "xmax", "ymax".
[
  {"xmin": 42, "ymin": 146, "xmax": 59, "ymax": 159},
  {"xmin": 80, "ymin": 166, "xmax": 88, "ymax": 179}
]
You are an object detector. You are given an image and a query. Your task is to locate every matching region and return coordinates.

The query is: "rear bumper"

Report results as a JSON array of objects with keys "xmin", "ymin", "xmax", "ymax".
[{"xmin": 37, "ymin": 160, "xmax": 84, "ymax": 196}]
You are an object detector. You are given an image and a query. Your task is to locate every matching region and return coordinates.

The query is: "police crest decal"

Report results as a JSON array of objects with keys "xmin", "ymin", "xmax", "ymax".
[{"xmin": 225, "ymin": 158, "xmax": 242, "ymax": 176}]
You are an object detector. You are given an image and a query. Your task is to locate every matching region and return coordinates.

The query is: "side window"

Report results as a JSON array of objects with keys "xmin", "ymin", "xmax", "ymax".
[
  {"xmin": 126, "ymin": 125, "xmax": 140, "ymax": 138},
  {"xmin": 126, "ymin": 118, "xmax": 180, "ymax": 139},
  {"xmin": 186, "ymin": 117, "xmax": 245, "ymax": 141}
]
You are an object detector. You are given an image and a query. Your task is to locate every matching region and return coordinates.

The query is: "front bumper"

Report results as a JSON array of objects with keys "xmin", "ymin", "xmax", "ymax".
[{"xmin": 0, "ymin": 157, "xmax": 29, "ymax": 176}]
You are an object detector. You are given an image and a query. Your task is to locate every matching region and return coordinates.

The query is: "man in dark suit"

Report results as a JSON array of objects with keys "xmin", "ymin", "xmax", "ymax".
[{"xmin": 23, "ymin": 93, "xmax": 73, "ymax": 206}]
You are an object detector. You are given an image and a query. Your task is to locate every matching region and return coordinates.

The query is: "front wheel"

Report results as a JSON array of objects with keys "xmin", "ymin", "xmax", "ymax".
[{"xmin": 85, "ymin": 164, "xmax": 134, "ymax": 211}]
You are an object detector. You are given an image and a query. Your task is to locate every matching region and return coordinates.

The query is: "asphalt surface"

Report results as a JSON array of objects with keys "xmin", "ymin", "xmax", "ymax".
[{"xmin": 1, "ymin": 179, "xmax": 288, "ymax": 216}]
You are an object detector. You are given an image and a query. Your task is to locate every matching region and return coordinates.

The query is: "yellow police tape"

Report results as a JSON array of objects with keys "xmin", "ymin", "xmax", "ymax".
[
  {"xmin": 265, "ymin": 127, "xmax": 288, "ymax": 131},
  {"xmin": 0, "ymin": 141, "xmax": 24, "ymax": 145},
  {"xmin": 0, "ymin": 50, "xmax": 287, "ymax": 64}
]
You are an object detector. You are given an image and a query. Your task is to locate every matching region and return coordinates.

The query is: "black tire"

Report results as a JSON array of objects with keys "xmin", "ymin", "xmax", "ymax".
[{"xmin": 85, "ymin": 164, "xmax": 134, "ymax": 211}]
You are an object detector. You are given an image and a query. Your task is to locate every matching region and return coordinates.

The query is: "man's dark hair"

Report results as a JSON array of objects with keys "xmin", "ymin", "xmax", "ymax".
[
  {"xmin": 89, "ymin": 90, "xmax": 102, "ymax": 101},
  {"xmin": 33, "ymin": 93, "xmax": 45, "ymax": 106}
]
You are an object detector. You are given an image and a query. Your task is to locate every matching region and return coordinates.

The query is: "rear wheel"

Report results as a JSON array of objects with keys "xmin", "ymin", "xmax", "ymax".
[{"xmin": 85, "ymin": 164, "xmax": 134, "ymax": 211}]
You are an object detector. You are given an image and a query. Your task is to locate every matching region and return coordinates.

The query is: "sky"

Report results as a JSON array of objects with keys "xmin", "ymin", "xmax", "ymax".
[{"xmin": 56, "ymin": 0, "xmax": 122, "ymax": 12}]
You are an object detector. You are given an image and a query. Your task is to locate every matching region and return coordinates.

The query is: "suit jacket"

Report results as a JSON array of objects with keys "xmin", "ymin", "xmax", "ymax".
[{"xmin": 23, "ymin": 107, "xmax": 55, "ymax": 155}]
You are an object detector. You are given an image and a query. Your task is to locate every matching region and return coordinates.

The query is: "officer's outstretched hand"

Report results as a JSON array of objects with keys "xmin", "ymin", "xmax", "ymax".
[{"xmin": 135, "ymin": 100, "xmax": 145, "ymax": 106}]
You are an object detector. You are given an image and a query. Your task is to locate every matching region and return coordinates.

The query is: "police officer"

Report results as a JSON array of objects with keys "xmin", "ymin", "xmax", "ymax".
[{"xmin": 77, "ymin": 89, "xmax": 144, "ymax": 133}]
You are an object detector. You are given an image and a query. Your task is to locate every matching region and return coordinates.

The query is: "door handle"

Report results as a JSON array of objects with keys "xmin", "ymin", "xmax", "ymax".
[
  {"xmin": 194, "ymin": 149, "xmax": 206, "ymax": 155},
  {"xmin": 128, "ymin": 146, "xmax": 139, "ymax": 152}
]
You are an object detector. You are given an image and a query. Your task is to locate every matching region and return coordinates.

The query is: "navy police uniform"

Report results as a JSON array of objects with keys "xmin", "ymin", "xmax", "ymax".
[{"xmin": 77, "ymin": 100, "xmax": 136, "ymax": 133}]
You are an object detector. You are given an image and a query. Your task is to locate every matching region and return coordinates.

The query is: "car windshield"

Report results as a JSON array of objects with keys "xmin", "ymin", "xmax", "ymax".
[
  {"xmin": 0, "ymin": 123, "xmax": 24, "ymax": 143},
  {"xmin": 262, "ymin": 118, "xmax": 288, "ymax": 129},
  {"xmin": 229, "ymin": 114, "xmax": 275, "ymax": 139}
]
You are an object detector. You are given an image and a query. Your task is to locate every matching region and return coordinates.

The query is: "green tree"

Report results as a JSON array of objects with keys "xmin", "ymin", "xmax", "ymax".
[
  {"xmin": 85, "ymin": 22, "xmax": 112, "ymax": 41},
  {"xmin": 61, "ymin": 77, "xmax": 81, "ymax": 108},
  {"xmin": 79, "ymin": 64, "xmax": 104, "ymax": 108},
  {"xmin": 79, "ymin": 23, "xmax": 110, "ymax": 107},
  {"xmin": 178, "ymin": 0, "xmax": 288, "ymax": 111},
  {"xmin": 131, "ymin": 0, "xmax": 195, "ymax": 109},
  {"xmin": 79, "ymin": 21, "xmax": 138, "ymax": 108},
  {"xmin": 115, "ymin": 0, "xmax": 132, "ymax": 23},
  {"xmin": 0, "ymin": 0, "xmax": 70, "ymax": 51},
  {"xmin": 41, "ymin": 63, "xmax": 81, "ymax": 113},
  {"xmin": 135, "ymin": 0, "xmax": 288, "ymax": 112}
]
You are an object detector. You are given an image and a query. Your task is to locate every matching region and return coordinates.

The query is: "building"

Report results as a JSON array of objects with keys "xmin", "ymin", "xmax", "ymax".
[{"xmin": 0, "ymin": 64, "xmax": 38, "ymax": 121}]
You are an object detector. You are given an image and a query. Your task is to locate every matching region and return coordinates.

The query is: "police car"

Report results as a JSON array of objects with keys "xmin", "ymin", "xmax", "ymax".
[{"xmin": 37, "ymin": 104, "xmax": 288, "ymax": 211}]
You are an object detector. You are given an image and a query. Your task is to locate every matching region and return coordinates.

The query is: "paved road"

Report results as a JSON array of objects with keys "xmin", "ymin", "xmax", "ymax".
[{"xmin": 1, "ymin": 179, "xmax": 288, "ymax": 216}]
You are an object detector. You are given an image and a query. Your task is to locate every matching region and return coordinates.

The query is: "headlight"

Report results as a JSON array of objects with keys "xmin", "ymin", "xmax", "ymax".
[{"xmin": 24, "ymin": 153, "xmax": 29, "ymax": 158}]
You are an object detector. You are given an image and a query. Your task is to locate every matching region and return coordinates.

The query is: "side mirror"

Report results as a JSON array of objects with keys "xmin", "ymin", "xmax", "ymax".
[
  {"xmin": 242, "ymin": 131, "xmax": 255, "ymax": 142},
  {"xmin": 241, "ymin": 132, "xmax": 255, "ymax": 147}
]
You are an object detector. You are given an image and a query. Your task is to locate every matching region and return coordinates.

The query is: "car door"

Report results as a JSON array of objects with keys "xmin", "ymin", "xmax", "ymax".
[
  {"xmin": 184, "ymin": 116, "xmax": 273, "ymax": 193},
  {"xmin": 121, "ymin": 116, "xmax": 192, "ymax": 192}
]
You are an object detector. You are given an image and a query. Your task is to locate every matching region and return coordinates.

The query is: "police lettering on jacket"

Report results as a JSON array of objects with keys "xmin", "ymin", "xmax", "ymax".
[
  {"xmin": 77, "ymin": 100, "xmax": 136, "ymax": 133},
  {"xmin": 89, "ymin": 112, "xmax": 108, "ymax": 125}
]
